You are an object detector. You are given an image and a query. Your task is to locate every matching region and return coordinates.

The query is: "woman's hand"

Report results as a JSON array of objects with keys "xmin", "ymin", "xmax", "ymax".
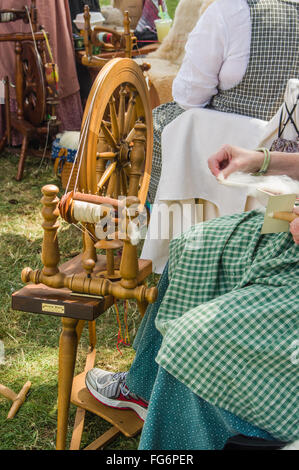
[
  {"xmin": 208, "ymin": 145, "xmax": 264, "ymax": 178},
  {"xmin": 290, "ymin": 207, "xmax": 299, "ymax": 245}
]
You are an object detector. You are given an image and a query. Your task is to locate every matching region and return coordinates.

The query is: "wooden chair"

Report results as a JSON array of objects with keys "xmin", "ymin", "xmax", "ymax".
[{"xmin": 12, "ymin": 58, "xmax": 158, "ymax": 450}]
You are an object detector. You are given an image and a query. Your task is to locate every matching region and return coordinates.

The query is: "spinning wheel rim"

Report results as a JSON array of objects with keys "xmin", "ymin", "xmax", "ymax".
[{"xmin": 78, "ymin": 58, "xmax": 153, "ymax": 207}]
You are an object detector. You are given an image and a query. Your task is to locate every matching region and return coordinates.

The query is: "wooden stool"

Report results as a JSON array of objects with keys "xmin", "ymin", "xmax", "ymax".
[
  {"xmin": 12, "ymin": 253, "xmax": 151, "ymax": 450},
  {"xmin": 10, "ymin": 112, "xmax": 59, "ymax": 181}
]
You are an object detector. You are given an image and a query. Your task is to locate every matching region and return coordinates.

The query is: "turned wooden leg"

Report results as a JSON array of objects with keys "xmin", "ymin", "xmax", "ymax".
[
  {"xmin": 0, "ymin": 131, "xmax": 7, "ymax": 153},
  {"xmin": 69, "ymin": 321, "xmax": 96, "ymax": 451},
  {"xmin": 88, "ymin": 320, "xmax": 97, "ymax": 349},
  {"xmin": 16, "ymin": 135, "xmax": 28, "ymax": 181},
  {"xmin": 4, "ymin": 76, "xmax": 11, "ymax": 146},
  {"xmin": 56, "ymin": 317, "xmax": 79, "ymax": 450}
]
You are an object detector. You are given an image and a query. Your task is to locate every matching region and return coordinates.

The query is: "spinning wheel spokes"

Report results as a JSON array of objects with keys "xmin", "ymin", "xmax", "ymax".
[
  {"xmin": 97, "ymin": 161, "xmax": 117, "ymax": 192},
  {"xmin": 21, "ymin": 41, "xmax": 46, "ymax": 126},
  {"xmin": 109, "ymin": 95, "xmax": 119, "ymax": 142},
  {"xmin": 78, "ymin": 58, "xmax": 153, "ymax": 207},
  {"xmin": 24, "ymin": 91, "xmax": 37, "ymax": 109}
]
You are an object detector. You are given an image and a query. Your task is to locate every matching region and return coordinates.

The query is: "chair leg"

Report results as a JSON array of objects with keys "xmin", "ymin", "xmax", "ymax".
[
  {"xmin": 0, "ymin": 131, "xmax": 7, "ymax": 153},
  {"xmin": 56, "ymin": 317, "xmax": 79, "ymax": 450},
  {"xmin": 88, "ymin": 320, "xmax": 97, "ymax": 349},
  {"xmin": 83, "ymin": 426, "xmax": 121, "ymax": 450},
  {"xmin": 61, "ymin": 320, "xmax": 97, "ymax": 450},
  {"xmin": 69, "ymin": 348, "xmax": 96, "ymax": 450},
  {"xmin": 16, "ymin": 134, "xmax": 28, "ymax": 181}
]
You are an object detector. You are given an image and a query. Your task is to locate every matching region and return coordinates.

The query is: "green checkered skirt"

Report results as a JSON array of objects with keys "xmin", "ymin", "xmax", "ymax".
[{"xmin": 155, "ymin": 211, "xmax": 299, "ymax": 441}]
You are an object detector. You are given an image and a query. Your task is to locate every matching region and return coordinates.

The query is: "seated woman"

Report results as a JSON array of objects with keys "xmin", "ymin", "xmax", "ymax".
[
  {"xmin": 147, "ymin": 0, "xmax": 299, "ymax": 203},
  {"xmin": 86, "ymin": 146, "xmax": 299, "ymax": 449}
]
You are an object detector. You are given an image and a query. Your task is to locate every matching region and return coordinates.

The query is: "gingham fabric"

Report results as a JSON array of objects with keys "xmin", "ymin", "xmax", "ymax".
[
  {"xmin": 148, "ymin": 102, "xmax": 184, "ymax": 204},
  {"xmin": 155, "ymin": 211, "xmax": 299, "ymax": 441},
  {"xmin": 212, "ymin": 0, "xmax": 299, "ymax": 121}
]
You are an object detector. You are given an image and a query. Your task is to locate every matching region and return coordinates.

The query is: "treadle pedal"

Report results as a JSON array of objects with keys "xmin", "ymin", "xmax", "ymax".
[{"xmin": 71, "ymin": 372, "xmax": 143, "ymax": 438}]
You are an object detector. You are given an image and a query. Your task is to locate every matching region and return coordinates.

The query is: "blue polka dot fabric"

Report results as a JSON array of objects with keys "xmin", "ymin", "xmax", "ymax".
[{"xmin": 126, "ymin": 264, "xmax": 275, "ymax": 450}]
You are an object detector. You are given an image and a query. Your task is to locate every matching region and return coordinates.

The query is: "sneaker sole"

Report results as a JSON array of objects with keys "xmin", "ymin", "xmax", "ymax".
[{"xmin": 85, "ymin": 377, "xmax": 147, "ymax": 422}]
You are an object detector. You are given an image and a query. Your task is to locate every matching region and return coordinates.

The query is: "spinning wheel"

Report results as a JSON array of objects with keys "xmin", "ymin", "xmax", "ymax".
[
  {"xmin": 76, "ymin": 5, "xmax": 160, "ymax": 110},
  {"xmin": 21, "ymin": 41, "xmax": 46, "ymax": 126},
  {"xmin": 24, "ymin": 58, "xmax": 155, "ymax": 293},
  {"xmin": 60, "ymin": 58, "xmax": 153, "ymax": 281},
  {"xmin": 0, "ymin": 0, "xmax": 60, "ymax": 180},
  {"xmin": 16, "ymin": 58, "xmax": 158, "ymax": 450}
]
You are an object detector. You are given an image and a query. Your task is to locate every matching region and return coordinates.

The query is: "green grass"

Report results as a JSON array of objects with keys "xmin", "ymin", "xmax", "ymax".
[{"xmin": 0, "ymin": 150, "xmax": 153, "ymax": 450}]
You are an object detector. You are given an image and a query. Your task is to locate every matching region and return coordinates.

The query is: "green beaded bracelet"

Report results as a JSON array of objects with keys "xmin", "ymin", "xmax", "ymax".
[{"xmin": 252, "ymin": 148, "xmax": 271, "ymax": 176}]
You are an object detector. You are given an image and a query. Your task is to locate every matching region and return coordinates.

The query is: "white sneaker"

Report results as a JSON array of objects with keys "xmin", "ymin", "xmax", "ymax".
[{"xmin": 85, "ymin": 369, "xmax": 148, "ymax": 421}]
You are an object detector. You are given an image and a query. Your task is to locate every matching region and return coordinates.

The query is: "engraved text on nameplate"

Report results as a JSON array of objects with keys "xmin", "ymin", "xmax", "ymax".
[{"xmin": 42, "ymin": 303, "xmax": 65, "ymax": 314}]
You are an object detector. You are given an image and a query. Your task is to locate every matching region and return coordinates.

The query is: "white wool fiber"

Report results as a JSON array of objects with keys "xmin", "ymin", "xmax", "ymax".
[
  {"xmin": 217, "ymin": 171, "xmax": 299, "ymax": 197},
  {"xmin": 57, "ymin": 131, "xmax": 80, "ymax": 150}
]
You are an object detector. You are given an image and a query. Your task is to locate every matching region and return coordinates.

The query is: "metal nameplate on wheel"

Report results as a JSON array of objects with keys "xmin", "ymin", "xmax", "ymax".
[{"xmin": 42, "ymin": 303, "xmax": 65, "ymax": 315}]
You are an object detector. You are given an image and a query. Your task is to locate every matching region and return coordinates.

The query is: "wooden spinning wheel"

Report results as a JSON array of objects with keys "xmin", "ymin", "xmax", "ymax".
[
  {"xmin": 16, "ymin": 57, "xmax": 157, "ymax": 450},
  {"xmin": 21, "ymin": 41, "xmax": 46, "ymax": 126},
  {"xmin": 20, "ymin": 58, "xmax": 155, "ymax": 292},
  {"xmin": 75, "ymin": 5, "xmax": 160, "ymax": 110},
  {"xmin": 0, "ymin": 1, "xmax": 60, "ymax": 180},
  {"xmin": 78, "ymin": 57, "xmax": 153, "ymax": 205},
  {"xmin": 80, "ymin": 5, "xmax": 158, "ymax": 66}
]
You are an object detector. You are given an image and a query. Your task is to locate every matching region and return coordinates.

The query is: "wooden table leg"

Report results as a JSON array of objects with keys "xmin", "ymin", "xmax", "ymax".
[
  {"xmin": 56, "ymin": 317, "xmax": 79, "ymax": 450},
  {"xmin": 0, "ymin": 131, "xmax": 7, "ymax": 153}
]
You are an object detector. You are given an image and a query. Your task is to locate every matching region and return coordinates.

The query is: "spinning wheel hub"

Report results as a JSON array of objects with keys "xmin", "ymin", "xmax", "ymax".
[
  {"xmin": 119, "ymin": 140, "xmax": 130, "ymax": 162},
  {"xmin": 21, "ymin": 41, "xmax": 46, "ymax": 126}
]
